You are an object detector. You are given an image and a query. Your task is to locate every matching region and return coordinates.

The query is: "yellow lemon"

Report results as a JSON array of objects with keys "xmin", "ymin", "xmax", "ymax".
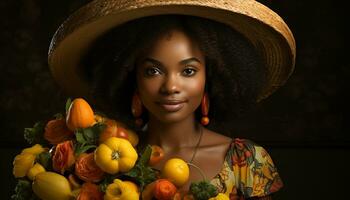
[{"xmin": 162, "ymin": 158, "xmax": 189, "ymax": 187}]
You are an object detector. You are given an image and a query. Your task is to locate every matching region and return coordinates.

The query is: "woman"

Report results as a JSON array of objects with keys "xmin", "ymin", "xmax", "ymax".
[{"xmin": 48, "ymin": 0, "xmax": 295, "ymax": 199}]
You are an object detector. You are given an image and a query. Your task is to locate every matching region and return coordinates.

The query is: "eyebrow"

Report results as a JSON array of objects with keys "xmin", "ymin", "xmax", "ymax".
[{"xmin": 142, "ymin": 57, "xmax": 202, "ymax": 66}]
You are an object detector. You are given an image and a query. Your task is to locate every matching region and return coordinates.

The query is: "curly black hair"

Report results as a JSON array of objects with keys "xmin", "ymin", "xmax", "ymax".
[{"xmin": 82, "ymin": 15, "xmax": 266, "ymax": 136}]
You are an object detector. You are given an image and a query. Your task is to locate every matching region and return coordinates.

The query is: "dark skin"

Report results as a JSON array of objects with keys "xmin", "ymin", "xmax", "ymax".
[{"xmin": 136, "ymin": 29, "xmax": 272, "ymax": 199}]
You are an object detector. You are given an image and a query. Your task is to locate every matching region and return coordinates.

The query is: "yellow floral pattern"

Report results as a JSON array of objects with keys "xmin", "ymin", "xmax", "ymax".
[{"xmin": 210, "ymin": 138, "xmax": 283, "ymax": 199}]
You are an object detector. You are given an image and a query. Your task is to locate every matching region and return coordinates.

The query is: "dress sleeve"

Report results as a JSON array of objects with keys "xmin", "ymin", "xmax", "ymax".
[{"xmin": 231, "ymin": 138, "xmax": 283, "ymax": 198}]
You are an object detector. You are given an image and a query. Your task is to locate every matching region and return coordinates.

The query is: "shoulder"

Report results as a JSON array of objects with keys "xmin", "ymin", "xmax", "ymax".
[
  {"xmin": 229, "ymin": 138, "xmax": 284, "ymax": 198},
  {"xmin": 201, "ymin": 128, "xmax": 232, "ymax": 146}
]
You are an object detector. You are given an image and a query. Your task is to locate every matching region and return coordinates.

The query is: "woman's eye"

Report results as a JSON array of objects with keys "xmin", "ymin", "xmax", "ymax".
[
  {"xmin": 145, "ymin": 67, "xmax": 161, "ymax": 76},
  {"xmin": 183, "ymin": 68, "xmax": 197, "ymax": 76}
]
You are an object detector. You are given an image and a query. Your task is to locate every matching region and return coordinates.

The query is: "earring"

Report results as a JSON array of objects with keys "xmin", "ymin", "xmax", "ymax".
[
  {"xmin": 131, "ymin": 92, "xmax": 143, "ymax": 127},
  {"xmin": 201, "ymin": 92, "xmax": 210, "ymax": 126}
]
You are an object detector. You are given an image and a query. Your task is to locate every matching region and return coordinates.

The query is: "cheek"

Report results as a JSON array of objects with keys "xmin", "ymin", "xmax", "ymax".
[
  {"xmin": 186, "ymin": 77, "xmax": 206, "ymax": 107},
  {"xmin": 136, "ymin": 77, "xmax": 159, "ymax": 104}
]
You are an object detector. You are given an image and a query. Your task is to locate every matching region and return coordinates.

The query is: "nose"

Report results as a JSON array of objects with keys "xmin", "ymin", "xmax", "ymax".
[{"xmin": 160, "ymin": 73, "xmax": 180, "ymax": 95}]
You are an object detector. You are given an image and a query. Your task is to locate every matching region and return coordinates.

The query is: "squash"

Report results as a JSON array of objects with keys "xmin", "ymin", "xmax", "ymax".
[
  {"xmin": 32, "ymin": 172, "xmax": 73, "ymax": 200},
  {"xmin": 104, "ymin": 179, "xmax": 139, "ymax": 200},
  {"xmin": 27, "ymin": 163, "xmax": 46, "ymax": 180},
  {"xmin": 94, "ymin": 137, "xmax": 138, "ymax": 174},
  {"xmin": 66, "ymin": 98, "xmax": 95, "ymax": 131}
]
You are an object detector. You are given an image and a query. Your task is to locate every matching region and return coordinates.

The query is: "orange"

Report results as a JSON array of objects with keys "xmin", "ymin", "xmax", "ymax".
[{"xmin": 161, "ymin": 158, "xmax": 189, "ymax": 187}]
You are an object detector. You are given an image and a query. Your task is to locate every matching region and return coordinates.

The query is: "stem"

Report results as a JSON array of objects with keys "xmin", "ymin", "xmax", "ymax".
[
  {"xmin": 186, "ymin": 162, "xmax": 207, "ymax": 181},
  {"xmin": 112, "ymin": 151, "xmax": 120, "ymax": 160}
]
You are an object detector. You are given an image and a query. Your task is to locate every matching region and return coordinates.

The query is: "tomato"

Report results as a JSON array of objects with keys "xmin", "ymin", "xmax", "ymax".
[
  {"xmin": 116, "ymin": 121, "xmax": 139, "ymax": 147},
  {"xmin": 99, "ymin": 119, "xmax": 128, "ymax": 143},
  {"xmin": 116, "ymin": 126, "xmax": 129, "ymax": 140},
  {"xmin": 154, "ymin": 179, "xmax": 177, "ymax": 200},
  {"xmin": 149, "ymin": 145, "xmax": 164, "ymax": 166}
]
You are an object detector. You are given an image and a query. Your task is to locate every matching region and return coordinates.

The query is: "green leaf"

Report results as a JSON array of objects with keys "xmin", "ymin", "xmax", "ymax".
[
  {"xmin": 99, "ymin": 174, "xmax": 120, "ymax": 193},
  {"xmin": 75, "ymin": 123, "xmax": 105, "ymax": 146},
  {"xmin": 125, "ymin": 168, "xmax": 139, "ymax": 178},
  {"xmin": 190, "ymin": 180, "xmax": 218, "ymax": 200},
  {"xmin": 75, "ymin": 131, "xmax": 86, "ymax": 144},
  {"xmin": 89, "ymin": 122, "xmax": 106, "ymax": 140},
  {"xmin": 74, "ymin": 124, "xmax": 105, "ymax": 156},
  {"xmin": 83, "ymin": 128, "xmax": 95, "ymax": 142},
  {"xmin": 139, "ymin": 145, "xmax": 152, "ymax": 166},
  {"xmin": 36, "ymin": 151, "xmax": 52, "ymax": 170},
  {"xmin": 124, "ymin": 146, "xmax": 158, "ymax": 192},
  {"xmin": 65, "ymin": 98, "xmax": 72, "ymax": 114},
  {"xmin": 75, "ymin": 144, "xmax": 96, "ymax": 155},
  {"xmin": 24, "ymin": 121, "xmax": 47, "ymax": 145},
  {"xmin": 11, "ymin": 179, "xmax": 40, "ymax": 200}
]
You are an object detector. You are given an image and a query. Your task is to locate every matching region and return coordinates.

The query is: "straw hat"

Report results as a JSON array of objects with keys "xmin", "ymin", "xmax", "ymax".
[{"xmin": 48, "ymin": 0, "xmax": 296, "ymax": 101}]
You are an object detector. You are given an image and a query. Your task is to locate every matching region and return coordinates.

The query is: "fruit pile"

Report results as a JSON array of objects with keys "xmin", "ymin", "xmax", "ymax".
[{"xmin": 11, "ymin": 98, "xmax": 228, "ymax": 200}]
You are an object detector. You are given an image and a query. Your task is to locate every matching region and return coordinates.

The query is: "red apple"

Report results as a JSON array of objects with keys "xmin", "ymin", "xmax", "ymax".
[
  {"xmin": 99, "ymin": 119, "xmax": 120, "ymax": 143},
  {"xmin": 116, "ymin": 126, "xmax": 129, "ymax": 140}
]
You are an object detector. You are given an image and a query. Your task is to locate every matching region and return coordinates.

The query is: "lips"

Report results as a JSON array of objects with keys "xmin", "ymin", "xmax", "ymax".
[{"xmin": 156, "ymin": 100, "xmax": 186, "ymax": 112}]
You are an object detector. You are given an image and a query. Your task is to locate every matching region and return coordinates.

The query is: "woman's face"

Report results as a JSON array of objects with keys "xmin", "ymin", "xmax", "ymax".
[{"xmin": 136, "ymin": 29, "xmax": 206, "ymax": 124}]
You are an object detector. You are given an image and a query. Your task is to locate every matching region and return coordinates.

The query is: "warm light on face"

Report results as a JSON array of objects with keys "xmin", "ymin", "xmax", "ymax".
[{"xmin": 136, "ymin": 29, "xmax": 206, "ymax": 124}]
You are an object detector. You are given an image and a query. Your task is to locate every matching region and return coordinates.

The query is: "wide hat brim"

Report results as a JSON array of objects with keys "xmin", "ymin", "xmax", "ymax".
[{"xmin": 48, "ymin": 0, "xmax": 296, "ymax": 101}]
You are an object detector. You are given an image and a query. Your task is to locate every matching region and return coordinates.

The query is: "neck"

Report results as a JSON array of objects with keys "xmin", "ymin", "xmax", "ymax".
[{"xmin": 145, "ymin": 114, "xmax": 201, "ymax": 152}]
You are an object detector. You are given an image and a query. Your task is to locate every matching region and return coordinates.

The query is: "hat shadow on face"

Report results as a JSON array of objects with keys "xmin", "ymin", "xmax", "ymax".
[
  {"xmin": 48, "ymin": 0, "xmax": 295, "ymax": 102},
  {"xmin": 78, "ymin": 14, "xmax": 269, "ymax": 135}
]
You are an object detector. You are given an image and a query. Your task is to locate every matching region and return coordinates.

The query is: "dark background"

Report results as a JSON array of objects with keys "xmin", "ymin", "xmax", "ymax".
[{"xmin": 0, "ymin": 0, "xmax": 348, "ymax": 199}]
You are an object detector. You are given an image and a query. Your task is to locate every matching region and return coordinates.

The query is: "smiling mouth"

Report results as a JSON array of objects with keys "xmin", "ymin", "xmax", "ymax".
[{"xmin": 156, "ymin": 100, "xmax": 186, "ymax": 112}]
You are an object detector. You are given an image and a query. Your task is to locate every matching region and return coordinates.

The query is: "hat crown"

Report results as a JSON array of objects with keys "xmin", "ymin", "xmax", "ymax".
[{"xmin": 49, "ymin": 0, "xmax": 295, "ymax": 101}]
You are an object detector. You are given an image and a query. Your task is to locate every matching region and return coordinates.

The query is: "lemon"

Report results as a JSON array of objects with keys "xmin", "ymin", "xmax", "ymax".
[{"xmin": 162, "ymin": 158, "xmax": 189, "ymax": 187}]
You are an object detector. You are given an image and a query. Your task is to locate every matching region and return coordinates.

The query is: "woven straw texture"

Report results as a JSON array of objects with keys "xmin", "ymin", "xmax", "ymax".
[{"xmin": 48, "ymin": 0, "xmax": 296, "ymax": 101}]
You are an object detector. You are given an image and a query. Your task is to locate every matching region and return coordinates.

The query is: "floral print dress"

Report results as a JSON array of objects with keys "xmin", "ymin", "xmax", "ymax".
[{"xmin": 210, "ymin": 138, "xmax": 283, "ymax": 199}]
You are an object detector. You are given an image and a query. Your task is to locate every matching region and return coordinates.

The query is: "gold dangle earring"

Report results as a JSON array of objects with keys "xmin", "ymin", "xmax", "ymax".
[
  {"xmin": 200, "ymin": 92, "xmax": 210, "ymax": 126},
  {"xmin": 131, "ymin": 92, "xmax": 143, "ymax": 127}
]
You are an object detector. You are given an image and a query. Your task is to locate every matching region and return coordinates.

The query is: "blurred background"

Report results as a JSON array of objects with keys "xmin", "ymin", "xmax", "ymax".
[{"xmin": 0, "ymin": 0, "xmax": 348, "ymax": 199}]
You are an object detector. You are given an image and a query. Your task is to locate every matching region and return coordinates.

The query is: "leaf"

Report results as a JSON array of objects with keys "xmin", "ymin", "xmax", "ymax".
[
  {"xmin": 99, "ymin": 174, "xmax": 121, "ymax": 193},
  {"xmin": 75, "ymin": 131, "xmax": 86, "ymax": 144},
  {"xmin": 65, "ymin": 98, "xmax": 72, "ymax": 114},
  {"xmin": 124, "ymin": 146, "xmax": 158, "ymax": 191},
  {"xmin": 24, "ymin": 121, "xmax": 47, "ymax": 145},
  {"xmin": 11, "ymin": 179, "xmax": 40, "ymax": 200},
  {"xmin": 36, "ymin": 151, "xmax": 52, "ymax": 170},
  {"xmin": 83, "ymin": 128, "xmax": 95, "ymax": 142},
  {"xmin": 125, "ymin": 168, "xmax": 139, "ymax": 178},
  {"xmin": 76, "ymin": 123, "xmax": 105, "ymax": 146},
  {"xmin": 189, "ymin": 180, "xmax": 218, "ymax": 200},
  {"xmin": 91, "ymin": 122, "xmax": 106, "ymax": 136},
  {"xmin": 75, "ymin": 144, "xmax": 96, "ymax": 155},
  {"xmin": 139, "ymin": 145, "xmax": 152, "ymax": 166}
]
